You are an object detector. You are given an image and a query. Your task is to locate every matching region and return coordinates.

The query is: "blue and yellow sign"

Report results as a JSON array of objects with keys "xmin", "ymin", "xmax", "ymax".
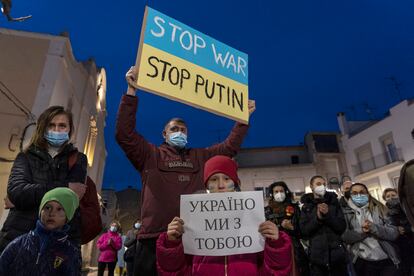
[{"xmin": 135, "ymin": 7, "xmax": 249, "ymax": 124}]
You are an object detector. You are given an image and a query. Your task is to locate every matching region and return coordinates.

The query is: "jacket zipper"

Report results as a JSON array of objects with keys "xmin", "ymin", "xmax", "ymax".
[{"xmin": 36, "ymin": 253, "xmax": 40, "ymax": 264}]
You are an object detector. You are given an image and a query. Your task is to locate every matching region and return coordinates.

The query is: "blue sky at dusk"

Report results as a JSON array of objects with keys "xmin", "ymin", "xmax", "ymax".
[{"xmin": 3, "ymin": 0, "xmax": 414, "ymax": 190}]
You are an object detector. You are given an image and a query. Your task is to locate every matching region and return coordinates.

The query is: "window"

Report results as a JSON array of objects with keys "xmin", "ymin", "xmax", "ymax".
[
  {"xmin": 254, "ymin": 187, "xmax": 270, "ymax": 199},
  {"xmin": 323, "ymin": 159, "xmax": 340, "ymax": 182},
  {"xmin": 291, "ymin": 155, "xmax": 299, "ymax": 164},
  {"xmin": 368, "ymin": 186, "xmax": 382, "ymax": 202},
  {"xmin": 380, "ymin": 133, "xmax": 398, "ymax": 163},
  {"xmin": 312, "ymin": 134, "xmax": 339, "ymax": 153},
  {"xmin": 355, "ymin": 144, "xmax": 375, "ymax": 174},
  {"xmin": 392, "ymin": 176, "xmax": 400, "ymax": 188}
]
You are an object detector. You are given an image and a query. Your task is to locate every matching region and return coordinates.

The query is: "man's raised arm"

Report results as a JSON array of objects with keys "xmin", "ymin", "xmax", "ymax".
[{"xmin": 115, "ymin": 66, "xmax": 153, "ymax": 172}]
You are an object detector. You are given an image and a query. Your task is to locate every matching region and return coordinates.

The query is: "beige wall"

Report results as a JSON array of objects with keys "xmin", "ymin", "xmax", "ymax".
[
  {"xmin": 0, "ymin": 30, "xmax": 51, "ymax": 212},
  {"xmin": 0, "ymin": 28, "xmax": 107, "ymax": 254},
  {"xmin": 238, "ymin": 164, "xmax": 317, "ymax": 197},
  {"xmin": 0, "ymin": 28, "xmax": 108, "ymax": 268}
]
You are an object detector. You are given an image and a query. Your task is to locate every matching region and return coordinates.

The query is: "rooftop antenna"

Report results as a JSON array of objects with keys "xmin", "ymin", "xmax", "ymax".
[
  {"xmin": 345, "ymin": 104, "xmax": 357, "ymax": 120},
  {"xmin": 386, "ymin": 76, "xmax": 403, "ymax": 102},
  {"xmin": 362, "ymin": 102, "xmax": 375, "ymax": 120}
]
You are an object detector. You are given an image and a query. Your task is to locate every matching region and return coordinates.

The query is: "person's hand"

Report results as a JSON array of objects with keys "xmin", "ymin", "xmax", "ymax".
[
  {"xmin": 259, "ymin": 221, "xmax": 279, "ymax": 241},
  {"xmin": 362, "ymin": 220, "xmax": 372, "ymax": 233},
  {"xmin": 107, "ymin": 238, "xmax": 112, "ymax": 245},
  {"xmin": 281, "ymin": 219, "xmax": 294, "ymax": 230},
  {"xmin": 316, "ymin": 203, "xmax": 328, "ymax": 219},
  {"xmin": 318, "ymin": 203, "xmax": 329, "ymax": 214},
  {"xmin": 167, "ymin": 217, "xmax": 184, "ymax": 241},
  {"xmin": 398, "ymin": 226, "xmax": 405, "ymax": 235},
  {"xmin": 248, "ymin": 100, "xmax": 256, "ymax": 115},
  {"xmin": 68, "ymin": 182, "xmax": 87, "ymax": 200},
  {"xmin": 125, "ymin": 66, "xmax": 139, "ymax": 96}
]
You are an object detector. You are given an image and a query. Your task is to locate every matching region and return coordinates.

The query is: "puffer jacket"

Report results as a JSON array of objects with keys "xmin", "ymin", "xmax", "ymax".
[
  {"xmin": 341, "ymin": 199, "xmax": 400, "ymax": 266},
  {"xmin": 299, "ymin": 192, "xmax": 347, "ymax": 267},
  {"xmin": 0, "ymin": 220, "xmax": 80, "ymax": 276},
  {"xmin": 156, "ymin": 231, "xmax": 292, "ymax": 276},
  {"xmin": 0, "ymin": 144, "xmax": 87, "ymax": 252},
  {"xmin": 115, "ymin": 95, "xmax": 249, "ymax": 239},
  {"xmin": 97, "ymin": 230, "xmax": 122, "ymax": 262}
]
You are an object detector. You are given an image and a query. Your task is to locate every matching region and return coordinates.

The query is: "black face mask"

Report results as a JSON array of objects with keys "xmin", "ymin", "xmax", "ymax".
[
  {"xmin": 386, "ymin": 198, "xmax": 400, "ymax": 209},
  {"xmin": 344, "ymin": 191, "xmax": 351, "ymax": 199}
]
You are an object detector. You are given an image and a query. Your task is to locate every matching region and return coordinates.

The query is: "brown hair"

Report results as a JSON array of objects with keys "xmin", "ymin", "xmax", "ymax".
[
  {"xmin": 110, "ymin": 220, "xmax": 122, "ymax": 232},
  {"xmin": 164, "ymin": 117, "xmax": 186, "ymax": 130},
  {"xmin": 382, "ymin": 188, "xmax": 397, "ymax": 201},
  {"xmin": 310, "ymin": 175, "xmax": 325, "ymax": 186},
  {"xmin": 351, "ymin": 183, "xmax": 388, "ymax": 217},
  {"xmin": 28, "ymin": 106, "xmax": 74, "ymax": 150}
]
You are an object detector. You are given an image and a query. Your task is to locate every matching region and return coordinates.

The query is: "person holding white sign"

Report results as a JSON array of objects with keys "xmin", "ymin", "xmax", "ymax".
[
  {"xmin": 156, "ymin": 155, "xmax": 292, "ymax": 275},
  {"xmin": 116, "ymin": 67, "xmax": 255, "ymax": 276}
]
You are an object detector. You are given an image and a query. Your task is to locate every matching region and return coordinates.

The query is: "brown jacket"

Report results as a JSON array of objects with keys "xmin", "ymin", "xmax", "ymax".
[{"xmin": 115, "ymin": 95, "xmax": 249, "ymax": 239}]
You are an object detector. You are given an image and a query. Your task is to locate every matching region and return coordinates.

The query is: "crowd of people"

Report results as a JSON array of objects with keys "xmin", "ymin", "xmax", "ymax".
[{"xmin": 0, "ymin": 66, "xmax": 412, "ymax": 276}]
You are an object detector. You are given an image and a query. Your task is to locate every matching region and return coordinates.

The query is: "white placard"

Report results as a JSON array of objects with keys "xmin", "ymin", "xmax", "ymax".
[{"xmin": 180, "ymin": 191, "xmax": 265, "ymax": 256}]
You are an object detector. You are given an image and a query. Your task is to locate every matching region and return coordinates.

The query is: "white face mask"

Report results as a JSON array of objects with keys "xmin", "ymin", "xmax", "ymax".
[
  {"xmin": 313, "ymin": 185, "xmax": 326, "ymax": 197},
  {"xmin": 110, "ymin": 226, "xmax": 117, "ymax": 232},
  {"xmin": 273, "ymin": 192, "xmax": 286, "ymax": 202}
]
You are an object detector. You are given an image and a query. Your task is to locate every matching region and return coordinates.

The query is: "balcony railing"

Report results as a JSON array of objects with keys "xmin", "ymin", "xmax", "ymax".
[{"xmin": 352, "ymin": 148, "xmax": 404, "ymax": 175}]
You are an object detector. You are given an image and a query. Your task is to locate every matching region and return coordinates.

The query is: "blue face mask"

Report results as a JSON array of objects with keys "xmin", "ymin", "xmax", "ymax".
[
  {"xmin": 351, "ymin": 194, "xmax": 369, "ymax": 207},
  {"xmin": 167, "ymin": 132, "xmax": 187, "ymax": 148},
  {"xmin": 44, "ymin": 131, "xmax": 69, "ymax": 147}
]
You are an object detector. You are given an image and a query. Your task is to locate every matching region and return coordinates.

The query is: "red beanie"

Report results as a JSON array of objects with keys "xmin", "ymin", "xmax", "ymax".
[{"xmin": 203, "ymin": 155, "xmax": 240, "ymax": 187}]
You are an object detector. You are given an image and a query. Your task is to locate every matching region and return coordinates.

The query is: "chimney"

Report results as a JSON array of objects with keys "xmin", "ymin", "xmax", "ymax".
[{"xmin": 337, "ymin": 112, "xmax": 349, "ymax": 135}]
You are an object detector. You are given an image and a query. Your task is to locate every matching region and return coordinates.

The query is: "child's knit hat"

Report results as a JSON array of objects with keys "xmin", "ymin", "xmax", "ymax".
[
  {"xmin": 203, "ymin": 155, "xmax": 240, "ymax": 188},
  {"xmin": 39, "ymin": 187, "xmax": 79, "ymax": 221}
]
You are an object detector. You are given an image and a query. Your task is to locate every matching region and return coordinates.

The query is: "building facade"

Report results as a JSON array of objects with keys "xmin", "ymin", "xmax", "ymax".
[
  {"xmin": 101, "ymin": 187, "xmax": 141, "ymax": 232},
  {"xmin": 337, "ymin": 99, "xmax": 414, "ymax": 201},
  {"xmin": 0, "ymin": 28, "xmax": 107, "ymax": 267},
  {"xmin": 235, "ymin": 132, "xmax": 348, "ymax": 202}
]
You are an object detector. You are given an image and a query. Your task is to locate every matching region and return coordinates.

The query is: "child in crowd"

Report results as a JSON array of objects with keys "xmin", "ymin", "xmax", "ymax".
[
  {"xmin": 0, "ymin": 187, "xmax": 81, "ymax": 275},
  {"xmin": 156, "ymin": 155, "xmax": 292, "ymax": 275}
]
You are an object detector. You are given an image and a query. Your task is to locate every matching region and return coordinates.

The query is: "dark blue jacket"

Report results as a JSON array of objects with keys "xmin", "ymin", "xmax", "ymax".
[
  {"xmin": 0, "ymin": 144, "xmax": 87, "ymax": 252},
  {"xmin": 0, "ymin": 220, "xmax": 80, "ymax": 275}
]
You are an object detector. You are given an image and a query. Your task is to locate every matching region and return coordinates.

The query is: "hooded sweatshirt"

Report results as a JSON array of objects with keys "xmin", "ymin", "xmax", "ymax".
[{"xmin": 346, "ymin": 199, "xmax": 388, "ymax": 261}]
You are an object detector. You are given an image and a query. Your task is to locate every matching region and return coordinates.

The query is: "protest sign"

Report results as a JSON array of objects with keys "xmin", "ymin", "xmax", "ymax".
[
  {"xmin": 135, "ymin": 6, "xmax": 249, "ymax": 124},
  {"xmin": 180, "ymin": 191, "xmax": 265, "ymax": 256}
]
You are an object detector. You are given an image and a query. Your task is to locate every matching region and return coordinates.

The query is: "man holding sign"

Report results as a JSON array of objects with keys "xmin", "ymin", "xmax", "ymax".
[
  {"xmin": 156, "ymin": 155, "xmax": 292, "ymax": 275},
  {"xmin": 115, "ymin": 68, "xmax": 255, "ymax": 275}
]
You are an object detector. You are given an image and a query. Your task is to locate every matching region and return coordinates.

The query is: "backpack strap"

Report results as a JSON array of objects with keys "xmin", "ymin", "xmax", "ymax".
[{"xmin": 68, "ymin": 151, "xmax": 79, "ymax": 170}]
